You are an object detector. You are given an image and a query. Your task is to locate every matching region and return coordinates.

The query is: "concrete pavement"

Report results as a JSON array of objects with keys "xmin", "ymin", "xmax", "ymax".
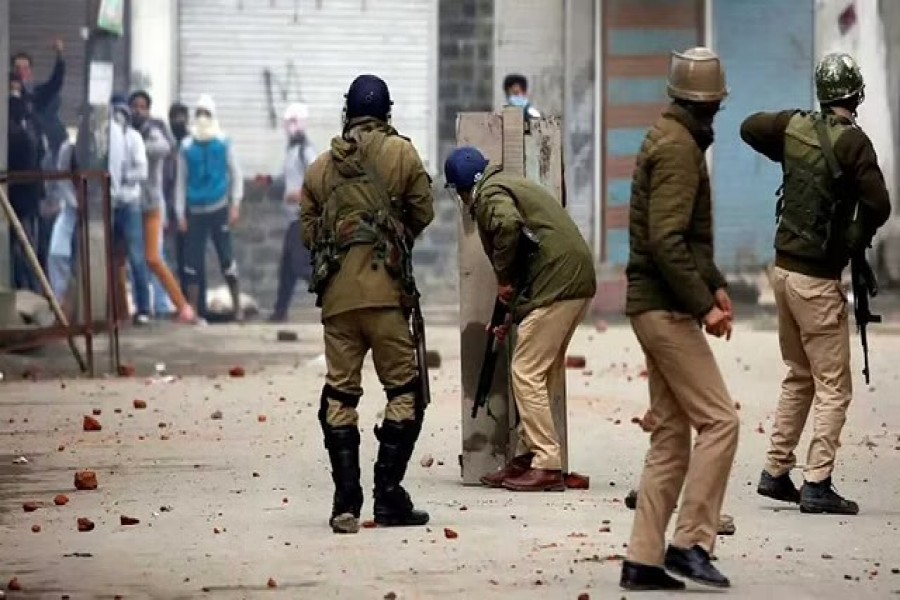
[{"xmin": 1, "ymin": 320, "xmax": 900, "ymax": 599}]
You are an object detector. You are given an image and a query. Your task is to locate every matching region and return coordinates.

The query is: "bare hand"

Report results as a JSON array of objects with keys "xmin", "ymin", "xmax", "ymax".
[
  {"xmin": 286, "ymin": 191, "xmax": 302, "ymax": 204},
  {"xmin": 497, "ymin": 284, "xmax": 515, "ymax": 305},
  {"xmin": 703, "ymin": 306, "xmax": 730, "ymax": 338},
  {"xmin": 492, "ymin": 323, "xmax": 510, "ymax": 343},
  {"xmin": 715, "ymin": 288, "xmax": 733, "ymax": 319},
  {"xmin": 229, "ymin": 205, "xmax": 240, "ymax": 226},
  {"xmin": 178, "ymin": 220, "xmax": 188, "ymax": 233},
  {"xmin": 53, "ymin": 38, "xmax": 64, "ymax": 54}
]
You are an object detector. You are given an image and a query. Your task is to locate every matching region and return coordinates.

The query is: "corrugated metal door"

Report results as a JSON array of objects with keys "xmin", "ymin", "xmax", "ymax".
[
  {"xmin": 713, "ymin": 0, "xmax": 815, "ymax": 270},
  {"xmin": 10, "ymin": 0, "xmax": 131, "ymax": 130},
  {"xmin": 178, "ymin": 0, "xmax": 436, "ymax": 178},
  {"xmin": 601, "ymin": 0, "xmax": 704, "ymax": 266}
]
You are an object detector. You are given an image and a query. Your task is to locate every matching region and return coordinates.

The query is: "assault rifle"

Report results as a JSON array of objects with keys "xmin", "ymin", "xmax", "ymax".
[
  {"xmin": 851, "ymin": 252, "xmax": 881, "ymax": 385},
  {"xmin": 472, "ymin": 227, "xmax": 540, "ymax": 418}
]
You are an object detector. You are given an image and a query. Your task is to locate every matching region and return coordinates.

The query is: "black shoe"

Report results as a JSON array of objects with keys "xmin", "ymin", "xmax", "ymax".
[
  {"xmin": 373, "ymin": 420, "xmax": 429, "ymax": 527},
  {"xmin": 620, "ymin": 560, "xmax": 685, "ymax": 591},
  {"xmin": 800, "ymin": 478, "xmax": 859, "ymax": 515},
  {"xmin": 267, "ymin": 311, "xmax": 287, "ymax": 324},
  {"xmin": 324, "ymin": 426, "xmax": 363, "ymax": 534},
  {"xmin": 757, "ymin": 470, "xmax": 801, "ymax": 504},
  {"xmin": 664, "ymin": 545, "xmax": 730, "ymax": 588},
  {"xmin": 133, "ymin": 313, "xmax": 151, "ymax": 326}
]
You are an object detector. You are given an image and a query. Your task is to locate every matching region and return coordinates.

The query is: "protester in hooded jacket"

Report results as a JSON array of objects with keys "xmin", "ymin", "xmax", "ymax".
[
  {"xmin": 47, "ymin": 136, "xmax": 78, "ymax": 305},
  {"xmin": 129, "ymin": 90, "xmax": 196, "ymax": 324},
  {"xmin": 267, "ymin": 102, "xmax": 318, "ymax": 322},
  {"xmin": 108, "ymin": 93, "xmax": 152, "ymax": 323},
  {"xmin": 175, "ymin": 94, "xmax": 244, "ymax": 321}
]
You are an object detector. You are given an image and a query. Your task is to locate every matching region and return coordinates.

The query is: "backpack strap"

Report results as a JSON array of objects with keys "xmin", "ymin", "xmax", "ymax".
[{"xmin": 814, "ymin": 116, "xmax": 843, "ymax": 180}]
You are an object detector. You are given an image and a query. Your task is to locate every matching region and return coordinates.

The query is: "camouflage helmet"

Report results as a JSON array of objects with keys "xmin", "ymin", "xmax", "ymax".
[
  {"xmin": 666, "ymin": 47, "xmax": 728, "ymax": 103},
  {"xmin": 815, "ymin": 52, "xmax": 865, "ymax": 105}
]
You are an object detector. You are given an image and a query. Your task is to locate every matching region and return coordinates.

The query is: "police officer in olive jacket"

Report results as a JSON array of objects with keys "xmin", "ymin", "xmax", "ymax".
[
  {"xmin": 741, "ymin": 53, "xmax": 891, "ymax": 516},
  {"xmin": 301, "ymin": 75, "xmax": 434, "ymax": 534},
  {"xmin": 620, "ymin": 48, "xmax": 739, "ymax": 592},
  {"xmin": 444, "ymin": 147, "xmax": 596, "ymax": 493}
]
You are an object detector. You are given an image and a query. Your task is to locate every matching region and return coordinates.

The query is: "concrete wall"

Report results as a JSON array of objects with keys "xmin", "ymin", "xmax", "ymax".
[{"xmin": 129, "ymin": 0, "xmax": 176, "ymax": 117}]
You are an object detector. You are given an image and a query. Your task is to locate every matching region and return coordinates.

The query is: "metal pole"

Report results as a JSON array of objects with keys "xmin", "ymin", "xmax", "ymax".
[{"xmin": 0, "ymin": 185, "xmax": 87, "ymax": 372}]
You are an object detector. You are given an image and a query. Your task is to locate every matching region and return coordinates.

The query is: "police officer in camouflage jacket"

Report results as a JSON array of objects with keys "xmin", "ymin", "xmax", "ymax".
[
  {"xmin": 300, "ymin": 75, "xmax": 435, "ymax": 534},
  {"xmin": 742, "ymin": 53, "xmax": 891, "ymax": 515}
]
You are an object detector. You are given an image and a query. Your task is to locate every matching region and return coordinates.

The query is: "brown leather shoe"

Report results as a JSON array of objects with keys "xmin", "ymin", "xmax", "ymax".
[
  {"xmin": 480, "ymin": 453, "xmax": 534, "ymax": 488},
  {"xmin": 502, "ymin": 468, "xmax": 566, "ymax": 492}
]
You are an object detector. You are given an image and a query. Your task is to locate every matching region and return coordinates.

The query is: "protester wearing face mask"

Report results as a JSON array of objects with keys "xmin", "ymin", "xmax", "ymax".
[
  {"xmin": 265, "ymin": 102, "xmax": 319, "ymax": 323},
  {"xmin": 129, "ymin": 90, "xmax": 196, "ymax": 324},
  {"xmin": 175, "ymin": 94, "xmax": 244, "ymax": 321},
  {"xmin": 502, "ymin": 73, "xmax": 541, "ymax": 119}
]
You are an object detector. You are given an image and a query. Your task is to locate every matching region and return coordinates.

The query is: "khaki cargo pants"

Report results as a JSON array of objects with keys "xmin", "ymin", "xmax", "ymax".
[
  {"xmin": 323, "ymin": 307, "xmax": 419, "ymax": 426},
  {"xmin": 766, "ymin": 267, "xmax": 852, "ymax": 483},
  {"xmin": 628, "ymin": 311, "xmax": 739, "ymax": 567},
  {"xmin": 511, "ymin": 298, "xmax": 591, "ymax": 471}
]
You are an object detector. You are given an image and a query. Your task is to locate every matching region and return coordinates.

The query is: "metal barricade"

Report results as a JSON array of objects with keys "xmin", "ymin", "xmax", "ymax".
[{"xmin": 0, "ymin": 169, "xmax": 120, "ymax": 376}]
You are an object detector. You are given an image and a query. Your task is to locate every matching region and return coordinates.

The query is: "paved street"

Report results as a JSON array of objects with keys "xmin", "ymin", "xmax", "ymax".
[{"xmin": 2, "ymin": 318, "xmax": 900, "ymax": 599}]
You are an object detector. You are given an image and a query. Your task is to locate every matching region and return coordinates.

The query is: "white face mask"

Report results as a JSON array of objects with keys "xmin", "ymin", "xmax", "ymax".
[{"xmin": 507, "ymin": 95, "xmax": 528, "ymax": 108}]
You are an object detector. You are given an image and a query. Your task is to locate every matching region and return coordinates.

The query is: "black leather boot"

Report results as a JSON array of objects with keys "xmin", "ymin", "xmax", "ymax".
[
  {"xmin": 325, "ymin": 426, "xmax": 363, "ymax": 534},
  {"xmin": 373, "ymin": 420, "xmax": 429, "ymax": 527}
]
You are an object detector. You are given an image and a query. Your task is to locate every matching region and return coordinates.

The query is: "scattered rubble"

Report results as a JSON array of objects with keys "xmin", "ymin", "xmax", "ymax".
[
  {"xmin": 267, "ymin": 578, "xmax": 278, "ymax": 589},
  {"xmin": 22, "ymin": 502, "xmax": 39, "ymax": 512},
  {"xmin": 54, "ymin": 494, "xmax": 69, "ymax": 506},
  {"xmin": 31, "ymin": 524, "xmax": 40, "ymax": 533},
  {"xmin": 82, "ymin": 416, "xmax": 102, "ymax": 431},
  {"xmin": 117, "ymin": 364, "xmax": 136, "ymax": 377},
  {"xmin": 420, "ymin": 454, "xmax": 435, "ymax": 468},
  {"xmin": 229, "ymin": 366, "xmax": 246, "ymax": 378},
  {"xmin": 211, "ymin": 410, "xmax": 223, "ymax": 420},
  {"xmin": 133, "ymin": 399, "xmax": 147, "ymax": 409},
  {"xmin": 565, "ymin": 355, "xmax": 586, "ymax": 369},
  {"xmin": 258, "ymin": 415, "xmax": 268, "ymax": 423},
  {"xmin": 444, "ymin": 528, "xmax": 459, "ymax": 539},
  {"xmin": 77, "ymin": 517, "xmax": 95, "ymax": 532},
  {"xmin": 120, "ymin": 515, "xmax": 140, "ymax": 526},
  {"xmin": 12, "ymin": 456, "xmax": 28, "ymax": 465},
  {"xmin": 277, "ymin": 330, "xmax": 298, "ymax": 342},
  {"xmin": 7, "ymin": 578, "xmax": 21, "ymax": 591},
  {"xmin": 74, "ymin": 471, "xmax": 98, "ymax": 491}
]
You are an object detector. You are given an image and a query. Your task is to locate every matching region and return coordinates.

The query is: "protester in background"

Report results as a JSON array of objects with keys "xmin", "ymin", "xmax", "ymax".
[
  {"xmin": 175, "ymin": 94, "xmax": 244, "ymax": 321},
  {"xmin": 130, "ymin": 90, "xmax": 196, "ymax": 324},
  {"xmin": 47, "ymin": 133, "xmax": 78, "ymax": 309},
  {"xmin": 7, "ymin": 72, "xmax": 46, "ymax": 293},
  {"xmin": 502, "ymin": 73, "xmax": 541, "ymax": 119},
  {"xmin": 267, "ymin": 102, "xmax": 318, "ymax": 323},
  {"xmin": 164, "ymin": 103, "xmax": 190, "ymax": 289},
  {"xmin": 12, "ymin": 39, "xmax": 65, "ymax": 136},
  {"xmin": 108, "ymin": 93, "xmax": 151, "ymax": 324}
]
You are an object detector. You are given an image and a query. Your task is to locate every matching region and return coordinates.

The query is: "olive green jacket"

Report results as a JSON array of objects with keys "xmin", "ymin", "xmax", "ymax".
[
  {"xmin": 300, "ymin": 118, "xmax": 434, "ymax": 320},
  {"xmin": 625, "ymin": 104, "xmax": 727, "ymax": 318},
  {"xmin": 471, "ymin": 167, "xmax": 596, "ymax": 321}
]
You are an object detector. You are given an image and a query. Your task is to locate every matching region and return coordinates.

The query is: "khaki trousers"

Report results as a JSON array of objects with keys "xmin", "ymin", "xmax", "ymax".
[
  {"xmin": 766, "ymin": 267, "xmax": 852, "ymax": 483},
  {"xmin": 628, "ymin": 311, "xmax": 739, "ymax": 567},
  {"xmin": 323, "ymin": 307, "xmax": 418, "ymax": 427},
  {"xmin": 511, "ymin": 298, "xmax": 590, "ymax": 470}
]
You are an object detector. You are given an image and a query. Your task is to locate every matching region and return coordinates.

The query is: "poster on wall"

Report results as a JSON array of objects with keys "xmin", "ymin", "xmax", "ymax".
[{"xmin": 97, "ymin": 0, "xmax": 125, "ymax": 36}]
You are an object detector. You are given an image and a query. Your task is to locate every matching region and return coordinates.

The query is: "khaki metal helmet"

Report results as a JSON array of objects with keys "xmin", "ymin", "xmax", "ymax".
[
  {"xmin": 815, "ymin": 52, "xmax": 865, "ymax": 105},
  {"xmin": 667, "ymin": 47, "xmax": 728, "ymax": 103}
]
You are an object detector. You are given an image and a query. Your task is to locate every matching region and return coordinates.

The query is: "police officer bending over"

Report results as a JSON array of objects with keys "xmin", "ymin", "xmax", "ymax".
[
  {"xmin": 742, "ymin": 53, "xmax": 891, "ymax": 515},
  {"xmin": 300, "ymin": 75, "xmax": 435, "ymax": 534}
]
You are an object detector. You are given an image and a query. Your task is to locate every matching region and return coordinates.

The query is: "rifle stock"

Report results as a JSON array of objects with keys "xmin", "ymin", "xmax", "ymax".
[{"xmin": 410, "ymin": 296, "xmax": 431, "ymax": 408}]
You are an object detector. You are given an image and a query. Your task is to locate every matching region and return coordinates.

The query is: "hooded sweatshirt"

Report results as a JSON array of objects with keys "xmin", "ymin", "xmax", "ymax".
[
  {"xmin": 174, "ymin": 97, "xmax": 243, "ymax": 223},
  {"xmin": 134, "ymin": 117, "xmax": 173, "ymax": 214},
  {"xmin": 108, "ymin": 106, "xmax": 147, "ymax": 207}
]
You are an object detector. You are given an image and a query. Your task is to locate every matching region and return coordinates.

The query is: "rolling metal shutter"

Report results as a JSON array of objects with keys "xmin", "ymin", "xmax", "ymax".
[{"xmin": 177, "ymin": 0, "xmax": 436, "ymax": 178}]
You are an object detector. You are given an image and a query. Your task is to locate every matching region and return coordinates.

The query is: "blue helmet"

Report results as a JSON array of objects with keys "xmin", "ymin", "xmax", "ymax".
[
  {"xmin": 444, "ymin": 146, "xmax": 489, "ymax": 192},
  {"xmin": 345, "ymin": 74, "xmax": 392, "ymax": 121}
]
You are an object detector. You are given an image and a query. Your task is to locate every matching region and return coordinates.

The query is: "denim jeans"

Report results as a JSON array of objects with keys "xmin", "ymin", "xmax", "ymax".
[
  {"xmin": 113, "ymin": 203, "xmax": 151, "ymax": 316},
  {"xmin": 183, "ymin": 206, "xmax": 237, "ymax": 286},
  {"xmin": 10, "ymin": 213, "xmax": 40, "ymax": 293},
  {"xmin": 272, "ymin": 219, "xmax": 312, "ymax": 317},
  {"xmin": 48, "ymin": 204, "xmax": 79, "ymax": 303}
]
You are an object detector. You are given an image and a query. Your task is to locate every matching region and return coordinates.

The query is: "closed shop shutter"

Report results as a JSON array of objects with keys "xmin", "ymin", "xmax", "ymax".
[
  {"xmin": 177, "ymin": 0, "xmax": 436, "ymax": 178},
  {"xmin": 10, "ymin": 0, "xmax": 131, "ymax": 130},
  {"xmin": 713, "ymin": 0, "xmax": 815, "ymax": 270},
  {"xmin": 601, "ymin": 0, "xmax": 704, "ymax": 266}
]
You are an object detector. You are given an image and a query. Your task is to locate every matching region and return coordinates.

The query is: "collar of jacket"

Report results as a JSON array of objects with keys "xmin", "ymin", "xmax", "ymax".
[
  {"xmin": 468, "ymin": 165, "xmax": 503, "ymax": 219},
  {"xmin": 343, "ymin": 116, "xmax": 397, "ymax": 138},
  {"xmin": 663, "ymin": 103, "xmax": 714, "ymax": 151},
  {"xmin": 821, "ymin": 107, "xmax": 856, "ymax": 127}
]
